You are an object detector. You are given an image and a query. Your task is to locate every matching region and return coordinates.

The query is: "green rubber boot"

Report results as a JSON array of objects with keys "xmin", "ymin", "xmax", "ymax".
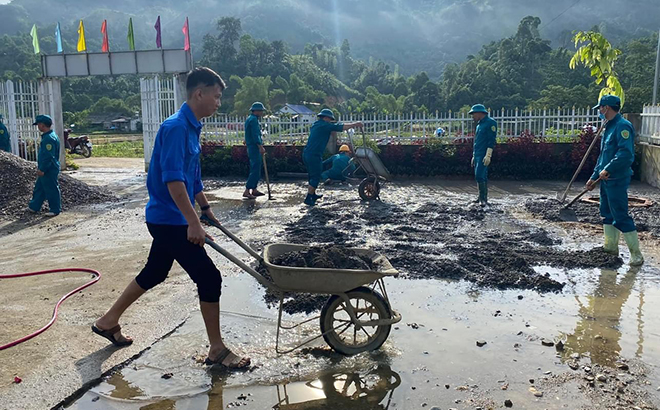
[
  {"xmin": 478, "ymin": 182, "xmax": 488, "ymax": 206},
  {"xmin": 622, "ymin": 231, "xmax": 644, "ymax": 266},
  {"xmin": 602, "ymin": 224, "xmax": 620, "ymax": 255},
  {"xmin": 473, "ymin": 183, "xmax": 482, "ymax": 204}
]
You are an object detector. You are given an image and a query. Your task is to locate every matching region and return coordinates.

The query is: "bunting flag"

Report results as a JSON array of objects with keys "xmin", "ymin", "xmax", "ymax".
[
  {"xmin": 55, "ymin": 22, "xmax": 63, "ymax": 53},
  {"xmin": 101, "ymin": 20, "xmax": 109, "ymax": 52},
  {"xmin": 182, "ymin": 17, "xmax": 190, "ymax": 51},
  {"xmin": 77, "ymin": 20, "xmax": 86, "ymax": 52},
  {"xmin": 154, "ymin": 16, "xmax": 162, "ymax": 48},
  {"xmin": 127, "ymin": 18, "xmax": 135, "ymax": 51},
  {"xmin": 30, "ymin": 24, "xmax": 40, "ymax": 54}
]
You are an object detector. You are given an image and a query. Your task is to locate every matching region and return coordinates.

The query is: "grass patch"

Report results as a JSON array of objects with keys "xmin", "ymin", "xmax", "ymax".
[
  {"xmin": 65, "ymin": 152, "xmax": 79, "ymax": 170},
  {"xmin": 93, "ymin": 141, "xmax": 144, "ymax": 158}
]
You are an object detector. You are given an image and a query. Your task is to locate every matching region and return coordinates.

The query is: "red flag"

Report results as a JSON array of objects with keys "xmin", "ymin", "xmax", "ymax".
[
  {"xmin": 154, "ymin": 16, "xmax": 162, "ymax": 48},
  {"xmin": 182, "ymin": 17, "xmax": 190, "ymax": 51},
  {"xmin": 101, "ymin": 20, "xmax": 109, "ymax": 52}
]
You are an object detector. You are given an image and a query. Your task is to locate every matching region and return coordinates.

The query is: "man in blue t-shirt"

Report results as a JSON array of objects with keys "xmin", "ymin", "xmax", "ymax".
[
  {"xmin": 93, "ymin": 67, "xmax": 250, "ymax": 369},
  {"xmin": 303, "ymin": 109, "xmax": 362, "ymax": 205}
]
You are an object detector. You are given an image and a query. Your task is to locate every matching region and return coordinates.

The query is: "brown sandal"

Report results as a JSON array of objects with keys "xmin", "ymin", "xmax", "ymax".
[
  {"xmin": 204, "ymin": 348, "xmax": 251, "ymax": 369},
  {"xmin": 92, "ymin": 324, "xmax": 133, "ymax": 347}
]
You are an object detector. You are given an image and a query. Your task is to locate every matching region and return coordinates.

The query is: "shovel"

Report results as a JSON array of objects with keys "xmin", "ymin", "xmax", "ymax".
[
  {"xmin": 262, "ymin": 153, "xmax": 275, "ymax": 200},
  {"xmin": 559, "ymin": 177, "xmax": 601, "ymax": 222},
  {"xmin": 557, "ymin": 124, "xmax": 605, "ymax": 203}
]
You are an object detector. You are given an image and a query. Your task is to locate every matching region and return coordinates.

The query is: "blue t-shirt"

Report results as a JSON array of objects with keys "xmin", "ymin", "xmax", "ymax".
[
  {"xmin": 303, "ymin": 120, "xmax": 344, "ymax": 157},
  {"xmin": 145, "ymin": 103, "xmax": 204, "ymax": 225}
]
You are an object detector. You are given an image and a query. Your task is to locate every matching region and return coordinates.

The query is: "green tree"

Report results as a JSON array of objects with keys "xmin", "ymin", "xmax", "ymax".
[
  {"xmin": 231, "ymin": 76, "xmax": 272, "ymax": 114},
  {"xmin": 570, "ymin": 31, "xmax": 624, "ymax": 106},
  {"xmin": 88, "ymin": 97, "xmax": 133, "ymax": 116}
]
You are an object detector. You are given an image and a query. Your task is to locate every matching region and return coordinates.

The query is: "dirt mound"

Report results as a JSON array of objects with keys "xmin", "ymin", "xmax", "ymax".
[
  {"xmin": 272, "ymin": 245, "xmax": 374, "ymax": 270},
  {"xmin": 272, "ymin": 197, "xmax": 629, "ymax": 315},
  {"xmin": 524, "ymin": 196, "xmax": 660, "ymax": 238},
  {"xmin": 0, "ymin": 151, "xmax": 116, "ymax": 218}
]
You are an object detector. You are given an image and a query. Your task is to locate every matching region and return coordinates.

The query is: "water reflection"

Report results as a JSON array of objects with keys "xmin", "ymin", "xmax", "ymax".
[
  {"xmin": 274, "ymin": 365, "xmax": 401, "ymax": 410},
  {"xmin": 563, "ymin": 267, "xmax": 640, "ymax": 366}
]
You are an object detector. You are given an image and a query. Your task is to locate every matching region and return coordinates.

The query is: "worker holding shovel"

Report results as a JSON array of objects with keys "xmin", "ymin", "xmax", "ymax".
[
  {"xmin": 243, "ymin": 102, "xmax": 266, "ymax": 200},
  {"xmin": 469, "ymin": 104, "xmax": 497, "ymax": 207},
  {"xmin": 586, "ymin": 95, "xmax": 643, "ymax": 266}
]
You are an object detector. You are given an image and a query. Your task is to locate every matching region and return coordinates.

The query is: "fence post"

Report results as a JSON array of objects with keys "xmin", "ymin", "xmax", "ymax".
[
  {"xmin": 514, "ymin": 107, "xmax": 518, "ymax": 136},
  {"xmin": 448, "ymin": 110, "xmax": 452, "ymax": 137},
  {"xmin": 460, "ymin": 111, "xmax": 464, "ymax": 137},
  {"xmin": 571, "ymin": 106, "xmax": 576, "ymax": 137},
  {"xmin": 542, "ymin": 108, "xmax": 547, "ymax": 140}
]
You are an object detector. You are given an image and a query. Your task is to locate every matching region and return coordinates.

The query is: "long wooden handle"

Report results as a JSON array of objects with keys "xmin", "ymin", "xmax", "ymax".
[
  {"xmin": 262, "ymin": 153, "xmax": 272, "ymax": 197},
  {"xmin": 564, "ymin": 176, "xmax": 602, "ymax": 209},
  {"xmin": 201, "ymin": 214, "xmax": 263, "ymax": 262},
  {"xmin": 560, "ymin": 124, "xmax": 605, "ymax": 200}
]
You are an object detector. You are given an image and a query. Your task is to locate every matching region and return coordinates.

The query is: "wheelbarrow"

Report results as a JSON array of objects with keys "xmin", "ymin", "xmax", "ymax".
[
  {"xmin": 275, "ymin": 365, "xmax": 401, "ymax": 409},
  {"xmin": 201, "ymin": 215, "xmax": 402, "ymax": 355},
  {"xmin": 346, "ymin": 129, "xmax": 392, "ymax": 201}
]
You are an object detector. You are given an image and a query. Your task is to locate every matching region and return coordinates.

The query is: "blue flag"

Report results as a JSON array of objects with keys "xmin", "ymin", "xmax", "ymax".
[{"xmin": 55, "ymin": 22, "xmax": 63, "ymax": 53}]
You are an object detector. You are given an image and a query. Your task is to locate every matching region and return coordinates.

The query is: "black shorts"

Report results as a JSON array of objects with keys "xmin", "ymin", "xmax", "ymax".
[{"xmin": 135, "ymin": 223, "xmax": 222, "ymax": 302}]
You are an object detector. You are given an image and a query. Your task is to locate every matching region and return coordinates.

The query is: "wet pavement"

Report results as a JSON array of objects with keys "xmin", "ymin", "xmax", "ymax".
[{"xmin": 2, "ymin": 159, "xmax": 660, "ymax": 409}]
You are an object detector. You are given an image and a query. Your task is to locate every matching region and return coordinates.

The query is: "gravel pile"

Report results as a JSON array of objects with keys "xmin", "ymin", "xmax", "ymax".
[{"xmin": 0, "ymin": 151, "xmax": 116, "ymax": 218}]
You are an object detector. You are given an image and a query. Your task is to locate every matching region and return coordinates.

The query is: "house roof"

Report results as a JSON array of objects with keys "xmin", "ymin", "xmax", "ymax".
[
  {"xmin": 88, "ymin": 113, "xmax": 130, "ymax": 124},
  {"xmin": 278, "ymin": 104, "xmax": 316, "ymax": 115}
]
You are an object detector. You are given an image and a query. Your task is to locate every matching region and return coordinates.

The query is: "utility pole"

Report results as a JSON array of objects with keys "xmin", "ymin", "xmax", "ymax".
[{"xmin": 653, "ymin": 29, "xmax": 660, "ymax": 104}]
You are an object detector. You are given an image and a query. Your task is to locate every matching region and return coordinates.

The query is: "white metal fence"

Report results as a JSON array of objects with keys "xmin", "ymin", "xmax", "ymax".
[
  {"xmin": 0, "ymin": 80, "xmax": 57, "ymax": 162},
  {"xmin": 140, "ymin": 75, "xmax": 181, "ymax": 164},
  {"xmin": 640, "ymin": 105, "xmax": 660, "ymax": 145},
  {"xmin": 199, "ymin": 107, "xmax": 600, "ymax": 146}
]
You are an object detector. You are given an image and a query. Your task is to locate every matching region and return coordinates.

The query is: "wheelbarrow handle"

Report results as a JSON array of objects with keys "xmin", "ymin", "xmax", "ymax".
[
  {"xmin": 201, "ymin": 214, "xmax": 263, "ymax": 263},
  {"xmin": 204, "ymin": 238, "xmax": 275, "ymax": 290}
]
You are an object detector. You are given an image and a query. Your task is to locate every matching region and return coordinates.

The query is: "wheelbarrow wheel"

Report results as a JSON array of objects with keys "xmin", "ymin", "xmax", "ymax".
[
  {"xmin": 320, "ymin": 287, "xmax": 392, "ymax": 355},
  {"xmin": 358, "ymin": 177, "xmax": 380, "ymax": 201}
]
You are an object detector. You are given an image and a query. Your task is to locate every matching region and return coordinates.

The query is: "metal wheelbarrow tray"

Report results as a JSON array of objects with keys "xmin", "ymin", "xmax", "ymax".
[
  {"xmin": 201, "ymin": 215, "xmax": 402, "ymax": 355},
  {"xmin": 346, "ymin": 130, "xmax": 392, "ymax": 201}
]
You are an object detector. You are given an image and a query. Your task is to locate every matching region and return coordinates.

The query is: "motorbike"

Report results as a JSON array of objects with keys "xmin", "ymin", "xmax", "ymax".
[{"xmin": 63, "ymin": 129, "xmax": 92, "ymax": 157}]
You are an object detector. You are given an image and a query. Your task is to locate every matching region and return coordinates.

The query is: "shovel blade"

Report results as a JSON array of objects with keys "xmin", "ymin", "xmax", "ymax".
[{"xmin": 559, "ymin": 207, "xmax": 578, "ymax": 222}]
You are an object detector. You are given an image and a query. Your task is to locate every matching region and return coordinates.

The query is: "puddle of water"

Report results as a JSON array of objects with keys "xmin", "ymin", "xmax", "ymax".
[
  {"xmin": 68, "ymin": 264, "xmax": 660, "ymax": 409},
  {"xmin": 71, "ymin": 366, "xmax": 401, "ymax": 409},
  {"xmin": 64, "ymin": 178, "xmax": 660, "ymax": 409}
]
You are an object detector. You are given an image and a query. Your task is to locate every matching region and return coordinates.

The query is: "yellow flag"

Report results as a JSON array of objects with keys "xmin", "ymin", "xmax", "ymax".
[
  {"xmin": 30, "ymin": 24, "xmax": 40, "ymax": 54},
  {"xmin": 77, "ymin": 20, "xmax": 87, "ymax": 52}
]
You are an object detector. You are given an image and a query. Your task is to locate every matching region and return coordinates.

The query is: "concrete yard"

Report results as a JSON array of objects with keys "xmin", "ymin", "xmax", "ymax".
[{"xmin": 1, "ymin": 157, "xmax": 659, "ymax": 410}]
